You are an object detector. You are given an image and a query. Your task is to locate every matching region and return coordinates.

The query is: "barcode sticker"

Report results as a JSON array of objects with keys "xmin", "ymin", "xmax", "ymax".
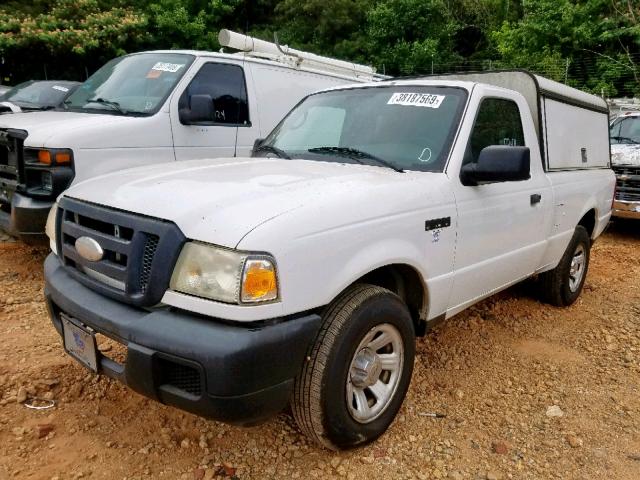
[
  {"xmin": 151, "ymin": 62, "xmax": 185, "ymax": 73},
  {"xmin": 387, "ymin": 93, "xmax": 445, "ymax": 108}
]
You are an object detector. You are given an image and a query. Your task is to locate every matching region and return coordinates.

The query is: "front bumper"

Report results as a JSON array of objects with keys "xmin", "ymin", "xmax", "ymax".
[
  {"xmin": 0, "ymin": 191, "xmax": 51, "ymax": 239},
  {"xmin": 612, "ymin": 200, "xmax": 640, "ymax": 220},
  {"xmin": 44, "ymin": 254, "xmax": 322, "ymax": 426}
]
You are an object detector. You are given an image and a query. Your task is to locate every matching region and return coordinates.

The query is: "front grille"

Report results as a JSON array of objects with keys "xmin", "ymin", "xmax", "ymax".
[
  {"xmin": 157, "ymin": 357, "xmax": 202, "ymax": 396},
  {"xmin": 57, "ymin": 197, "xmax": 185, "ymax": 307},
  {"xmin": 0, "ymin": 130, "xmax": 25, "ymax": 204},
  {"xmin": 0, "ymin": 131, "xmax": 20, "ymax": 183},
  {"xmin": 613, "ymin": 166, "xmax": 640, "ymax": 202},
  {"xmin": 140, "ymin": 235, "xmax": 159, "ymax": 293}
]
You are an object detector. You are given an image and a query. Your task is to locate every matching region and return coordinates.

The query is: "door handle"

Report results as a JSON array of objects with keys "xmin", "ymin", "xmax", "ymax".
[{"xmin": 530, "ymin": 193, "xmax": 542, "ymax": 205}]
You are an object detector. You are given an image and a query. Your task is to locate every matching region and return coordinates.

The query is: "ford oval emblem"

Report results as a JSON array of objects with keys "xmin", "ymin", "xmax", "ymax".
[{"xmin": 75, "ymin": 237, "xmax": 104, "ymax": 262}]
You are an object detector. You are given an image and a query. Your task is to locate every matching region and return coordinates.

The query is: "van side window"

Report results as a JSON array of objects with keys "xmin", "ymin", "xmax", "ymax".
[
  {"xmin": 179, "ymin": 63, "xmax": 249, "ymax": 125},
  {"xmin": 464, "ymin": 98, "xmax": 524, "ymax": 164}
]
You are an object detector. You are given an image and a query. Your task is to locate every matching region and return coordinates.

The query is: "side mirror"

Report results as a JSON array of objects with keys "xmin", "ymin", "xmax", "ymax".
[
  {"xmin": 179, "ymin": 94, "xmax": 214, "ymax": 124},
  {"xmin": 460, "ymin": 146, "xmax": 530, "ymax": 186}
]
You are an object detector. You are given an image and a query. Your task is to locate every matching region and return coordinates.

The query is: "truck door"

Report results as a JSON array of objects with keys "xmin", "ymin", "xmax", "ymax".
[
  {"xmin": 448, "ymin": 93, "xmax": 550, "ymax": 313},
  {"xmin": 171, "ymin": 60, "xmax": 256, "ymax": 161}
]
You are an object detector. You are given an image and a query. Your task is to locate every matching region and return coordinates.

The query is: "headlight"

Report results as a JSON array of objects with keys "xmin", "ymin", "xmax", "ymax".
[
  {"xmin": 170, "ymin": 242, "xmax": 278, "ymax": 304},
  {"xmin": 45, "ymin": 202, "xmax": 59, "ymax": 254}
]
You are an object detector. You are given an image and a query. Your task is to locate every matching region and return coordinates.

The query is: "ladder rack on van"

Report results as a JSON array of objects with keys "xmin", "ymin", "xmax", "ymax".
[{"xmin": 218, "ymin": 29, "xmax": 387, "ymax": 83}]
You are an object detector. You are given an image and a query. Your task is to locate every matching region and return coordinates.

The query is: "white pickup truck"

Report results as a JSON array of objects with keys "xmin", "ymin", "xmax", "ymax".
[
  {"xmin": 44, "ymin": 71, "xmax": 614, "ymax": 450},
  {"xmin": 0, "ymin": 30, "xmax": 379, "ymax": 240}
]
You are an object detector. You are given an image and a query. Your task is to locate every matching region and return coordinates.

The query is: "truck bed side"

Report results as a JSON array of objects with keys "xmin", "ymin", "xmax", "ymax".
[{"xmin": 537, "ymin": 168, "xmax": 615, "ymax": 273}]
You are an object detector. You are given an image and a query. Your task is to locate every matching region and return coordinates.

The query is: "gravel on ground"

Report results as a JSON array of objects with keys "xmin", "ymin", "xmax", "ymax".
[{"xmin": 0, "ymin": 222, "xmax": 639, "ymax": 480}]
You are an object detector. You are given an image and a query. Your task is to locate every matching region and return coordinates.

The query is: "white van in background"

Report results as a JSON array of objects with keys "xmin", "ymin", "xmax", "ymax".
[{"xmin": 0, "ymin": 30, "xmax": 383, "ymax": 240}]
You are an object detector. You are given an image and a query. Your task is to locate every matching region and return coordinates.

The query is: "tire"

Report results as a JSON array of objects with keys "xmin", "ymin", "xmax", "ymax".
[
  {"xmin": 539, "ymin": 225, "xmax": 591, "ymax": 307},
  {"xmin": 292, "ymin": 284, "xmax": 415, "ymax": 450}
]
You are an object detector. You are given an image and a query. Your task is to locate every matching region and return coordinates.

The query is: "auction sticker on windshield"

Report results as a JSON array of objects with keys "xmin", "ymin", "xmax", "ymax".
[
  {"xmin": 388, "ymin": 93, "xmax": 445, "ymax": 108},
  {"xmin": 152, "ymin": 62, "xmax": 185, "ymax": 73}
]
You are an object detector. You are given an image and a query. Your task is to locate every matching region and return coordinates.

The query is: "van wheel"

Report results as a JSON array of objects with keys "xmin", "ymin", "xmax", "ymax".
[
  {"xmin": 540, "ymin": 225, "xmax": 591, "ymax": 307},
  {"xmin": 291, "ymin": 284, "xmax": 415, "ymax": 450}
]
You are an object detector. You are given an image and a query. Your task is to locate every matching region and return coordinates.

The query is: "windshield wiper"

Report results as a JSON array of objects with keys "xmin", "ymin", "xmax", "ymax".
[
  {"xmin": 308, "ymin": 146, "xmax": 404, "ymax": 173},
  {"xmin": 611, "ymin": 135, "xmax": 640, "ymax": 144},
  {"xmin": 254, "ymin": 144, "xmax": 291, "ymax": 159},
  {"xmin": 87, "ymin": 97, "xmax": 126, "ymax": 114}
]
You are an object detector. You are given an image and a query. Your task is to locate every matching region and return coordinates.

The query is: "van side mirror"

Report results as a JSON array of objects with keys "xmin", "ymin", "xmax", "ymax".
[
  {"xmin": 180, "ymin": 94, "xmax": 215, "ymax": 124},
  {"xmin": 460, "ymin": 146, "xmax": 530, "ymax": 186}
]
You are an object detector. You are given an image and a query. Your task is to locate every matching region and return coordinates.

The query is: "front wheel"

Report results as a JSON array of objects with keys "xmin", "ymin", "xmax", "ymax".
[
  {"xmin": 291, "ymin": 284, "xmax": 415, "ymax": 450},
  {"xmin": 539, "ymin": 225, "xmax": 591, "ymax": 307}
]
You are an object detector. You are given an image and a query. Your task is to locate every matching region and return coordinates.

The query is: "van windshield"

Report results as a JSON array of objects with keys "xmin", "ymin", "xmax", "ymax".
[
  {"xmin": 63, "ymin": 53, "xmax": 195, "ymax": 116},
  {"xmin": 260, "ymin": 86, "xmax": 467, "ymax": 172},
  {"xmin": 1, "ymin": 80, "xmax": 79, "ymax": 109},
  {"xmin": 610, "ymin": 115, "xmax": 640, "ymax": 144}
]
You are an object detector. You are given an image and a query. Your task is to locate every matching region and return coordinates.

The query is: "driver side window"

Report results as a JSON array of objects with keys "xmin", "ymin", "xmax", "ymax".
[
  {"xmin": 464, "ymin": 98, "xmax": 524, "ymax": 165},
  {"xmin": 178, "ymin": 62, "xmax": 249, "ymax": 126}
]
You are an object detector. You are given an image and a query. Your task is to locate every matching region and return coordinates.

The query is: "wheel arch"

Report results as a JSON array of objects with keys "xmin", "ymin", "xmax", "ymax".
[
  {"xmin": 578, "ymin": 208, "xmax": 597, "ymax": 239},
  {"xmin": 348, "ymin": 263, "xmax": 430, "ymax": 337}
]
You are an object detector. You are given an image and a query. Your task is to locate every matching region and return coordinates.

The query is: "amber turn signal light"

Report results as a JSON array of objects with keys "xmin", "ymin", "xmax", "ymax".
[
  {"xmin": 241, "ymin": 259, "xmax": 278, "ymax": 303},
  {"xmin": 38, "ymin": 149, "xmax": 72, "ymax": 166},
  {"xmin": 55, "ymin": 152, "xmax": 71, "ymax": 164},
  {"xmin": 38, "ymin": 150, "xmax": 52, "ymax": 165}
]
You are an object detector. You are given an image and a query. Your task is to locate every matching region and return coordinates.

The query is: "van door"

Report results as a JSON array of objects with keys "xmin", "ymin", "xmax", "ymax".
[
  {"xmin": 171, "ymin": 60, "xmax": 256, "ymax": 161},
  {"xmin": 447, "ymin": 93, "xmax": 550, "ymax": 314}
]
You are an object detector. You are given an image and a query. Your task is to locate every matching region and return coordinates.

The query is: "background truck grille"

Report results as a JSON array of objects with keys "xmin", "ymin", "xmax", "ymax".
[
  {"xmin": 0, "ymin": 130, "xmax": 22, "ymax": 184},
  {"xmin": 613, "ymin": 166, "xmax": 640, "ymax": 202},
  {"xmin": 57, "ymin": 197, "xmax": 185, "ymax": 308}
]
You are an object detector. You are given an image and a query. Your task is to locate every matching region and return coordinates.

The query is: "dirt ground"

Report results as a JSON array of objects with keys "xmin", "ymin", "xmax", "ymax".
[{"xmin": 0, "ymin": 222, "xmax": 639, "ymax": 480}]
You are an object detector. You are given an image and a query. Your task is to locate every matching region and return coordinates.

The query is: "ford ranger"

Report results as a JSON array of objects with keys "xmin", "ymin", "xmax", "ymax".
[{"xmin": 43, "ymin": 71, "xmax": 615, "ymax": 449}]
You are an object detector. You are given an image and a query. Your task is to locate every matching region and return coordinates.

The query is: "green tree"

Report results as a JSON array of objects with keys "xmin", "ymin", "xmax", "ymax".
[
  {"xmin": 147, "ymin": 0, "xmax": 242, "ymax": 50},
  {"xmin": 493, "ymin": 0, "xmax": 640, "ymax": 95},
  {"xmin": 366, "ymin": 0, "xmax": 460, "ymax": 75},
  {"xmin": 272, "ymin": 0, "xmax": 373, "ymax": 63}
]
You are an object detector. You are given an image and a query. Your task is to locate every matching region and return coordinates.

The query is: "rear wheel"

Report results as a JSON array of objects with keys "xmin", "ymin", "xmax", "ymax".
[
  {"xmin": 540, "ymin": 225, "xmax": 591, "ymax": 306},
  {"xmin": 292, "ymin": 284, "xmax": 415, "ymax": 450}
]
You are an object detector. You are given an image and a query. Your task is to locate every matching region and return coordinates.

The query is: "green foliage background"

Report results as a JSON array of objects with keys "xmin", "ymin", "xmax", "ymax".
[{"xmin": 0, "ymin": 0, "xmax": 638, "ymax": 96}]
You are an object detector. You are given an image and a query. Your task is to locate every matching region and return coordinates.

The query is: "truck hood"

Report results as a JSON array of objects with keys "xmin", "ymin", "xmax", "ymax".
[
  {"xmin": 64, "ymin": 157, "xmax": 417, "ymax": 248},
  {"xmin": 0, "ymin": 111, "xmax": 149, "ymax": 148},
  {"xmin": 611, "ymin": 144, "xmax": 640, "ymax": 167}
]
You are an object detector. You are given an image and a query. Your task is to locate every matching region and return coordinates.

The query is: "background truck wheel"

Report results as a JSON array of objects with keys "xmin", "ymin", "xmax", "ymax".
[
  {"xmin": 540, "ymin": 225, "xmax": 591, "ymax": 307},
  {"xmin": 292, "ymin": 283, "xmax": 415, "ymax": 450}
]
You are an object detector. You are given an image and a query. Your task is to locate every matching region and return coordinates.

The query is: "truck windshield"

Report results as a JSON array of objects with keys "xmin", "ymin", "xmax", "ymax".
[
  {"xmin": 261, "ymin": 86, "xmax": 467, "ymax": 172},
  {"xmin": 610, "ymin": 115, "xmax": 640, "ymax": 144},
  {"xmin": 63, "ymin": 53, "xmax": 195, "ymax": 116}
]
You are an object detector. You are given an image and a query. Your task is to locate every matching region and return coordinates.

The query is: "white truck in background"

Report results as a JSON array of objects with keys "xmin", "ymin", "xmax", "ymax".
[
  {"xmin": 609, "ymin": 111, "xmax": 640, "ymax": 219},
  {"xmin": 44, "ymin": 71, "xmax": 614, "ymax": 450},
  {"xmin": 0, "ymin": 30, "xmax": 382, "ymax": 240}
]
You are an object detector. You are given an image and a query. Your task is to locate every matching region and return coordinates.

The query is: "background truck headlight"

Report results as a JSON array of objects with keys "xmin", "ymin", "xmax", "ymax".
[
  {"xmin": 170, "ymin": 242, "xmax": 279, "ymax": 304},
  {"xmin": 45, "ymin": 202, "xmax": 59, "ymax": 254}
]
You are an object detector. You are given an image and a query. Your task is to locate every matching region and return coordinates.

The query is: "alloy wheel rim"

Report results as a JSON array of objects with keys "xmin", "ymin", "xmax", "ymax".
[
  {"xmin": 569, "ymin": 244, "xmax": 586, "ymax": 293},
  {"xmin": 346, "ymin": 323, "xmax": 404, "ymax": 424}
]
